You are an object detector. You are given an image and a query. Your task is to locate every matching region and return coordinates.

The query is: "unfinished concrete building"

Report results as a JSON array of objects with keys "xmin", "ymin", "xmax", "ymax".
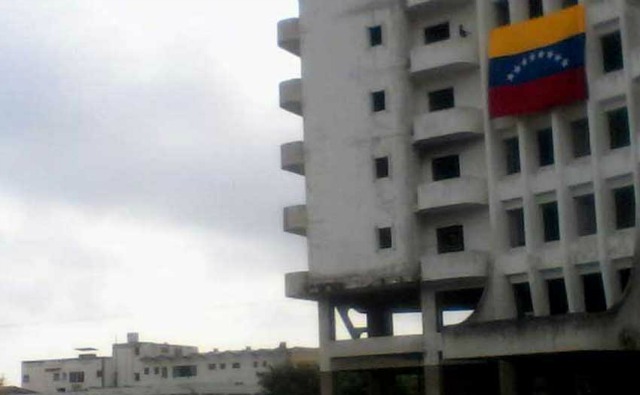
[{"xmin": 278, "ymin": 0, "xmax": 640, "ymax": 394}]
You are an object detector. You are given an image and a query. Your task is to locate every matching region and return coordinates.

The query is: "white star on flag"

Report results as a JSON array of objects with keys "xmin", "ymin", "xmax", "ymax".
[
  {"xmin": 562, "ymin": 59, "xmax": 569, "ymax": 67},
  {"xmin": 507, "ymin": 73, "xmax": 514, "ymax": 82}
]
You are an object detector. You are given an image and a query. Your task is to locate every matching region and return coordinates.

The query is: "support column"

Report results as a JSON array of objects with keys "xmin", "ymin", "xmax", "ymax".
[
  {"xmin": 499, "ymin": 360, "xmax": 517, "ymax": 395},
  {"xmin": 367, "ymin": 306, "xmax": 393, "ymax": 337},
  {"xmin": 320, "ymin": 372, "xmax": 333, "ymax": 395},
  {"xmin": 509, "ymin": 0, "xmax": 529, "ymax": 23},
  {"xmin": 424, "ymin": 365, "xmax": 443, "ymax": 395}
]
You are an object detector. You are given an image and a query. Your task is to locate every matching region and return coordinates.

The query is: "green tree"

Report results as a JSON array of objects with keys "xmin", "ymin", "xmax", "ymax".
[{"xmin": 258, "ymin": 364, "xmax": 320, "ymax": 395}]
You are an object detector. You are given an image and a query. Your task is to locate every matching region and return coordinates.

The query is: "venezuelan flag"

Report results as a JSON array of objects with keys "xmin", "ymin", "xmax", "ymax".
[{"xmin": 489, "ymin": 5, "xmax": 587, "ymax": 118}]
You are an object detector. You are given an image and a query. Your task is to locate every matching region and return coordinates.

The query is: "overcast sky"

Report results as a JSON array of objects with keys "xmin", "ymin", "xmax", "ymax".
[{"xmin": 0, "ymin": 0, "xmax": 315, "ymax": 384}]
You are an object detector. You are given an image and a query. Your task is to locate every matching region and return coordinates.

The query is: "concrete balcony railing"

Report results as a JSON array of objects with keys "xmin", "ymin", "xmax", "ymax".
[
  {"xmin": 416, "ymin": 177, "xmax": 488, "ymax": 214},
  {"xmin": 283, "ymin": 204, "xmax": 307, "ymax": 236},
  {"xmin": 410, "ymin": 38, "xmax": 478, "ymax": 80},
  {"xmin": 277, "ymin": 18, "xmax": 300, "ymax": 56},
  {"xmin": 279, "ymin": 78, "xmax": 303, "ymax": 116},
  {"xmin": 413, "ymin": 107, "xmax": 483, "ymax": 147},
  {"xmin": 281, "ymin": 141, "xmax": 305, "ymax": 175},
  {"xmin": 421, "ymin": 251, "xmax": 488, "ymax": 285},
  {"xmin": 327, "ymin": 335, "xmax": 424, "ymax": 358}
]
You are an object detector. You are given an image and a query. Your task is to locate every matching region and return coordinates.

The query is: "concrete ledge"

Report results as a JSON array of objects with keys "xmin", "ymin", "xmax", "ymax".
[
  {"xmin": 281, "ymin": 141, "xmax": 305, "ymax": 176},
  {"xmin": 283, "ymin": 204, "xmax": 307, "ymax": 236},
  {"xmin": 416, "ymin": 177, "xmax": 488, "ymax": 214},
  {"xmin": 285, "ymin": 271, "xmax": 312, "ymax": 300},
  {"xmin": 331, "ymin": 353, "xmax": 424, "ymax": 371},
  {"xmin": 327, "ymin": 335, "xmax": 424, "ymax": 359},
  {"xmin": 421, "ymin": 251, "xmax": 488, "ymax": 285},
  {"xmin": 277, "ymin": 18, "xmax": 300, "ymax": 56},
  {"xmin": 406, "ymin": 0, "xmax": 472, "ymax": 14},
  {"xmin": 410, "ymin": 38, "xmax": 478, "ymax": 80},
  {"xmin": 413, "ymin": 107, "xmax": 483, "ymax": 147},
  {"xmin": 279, "ymin": 78, "xmax": 303, "ymax": 116}
]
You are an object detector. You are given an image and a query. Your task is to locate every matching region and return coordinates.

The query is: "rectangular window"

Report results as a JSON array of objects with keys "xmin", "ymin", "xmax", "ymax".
[
  {"xmin": 504, "ymin": 137, "xmax": 521, "ymax": 175},
  {"xmin": 69, "ymin": 372, "xmax": 84, "ymax": 384},
  {"xmin": 371, "ymin": 90, "xmax": 386, "ymax": 112},
  {"xmin": 614, "ymin": 186, "xmax": 635, "ymax": 229},
  {"xmin": 562, "ymin": 0, "xmax": 578, "ymax": 7},
  {"xmin": 432, "ymin": 155, "xmax": 460, "ymax": 181},
  {"xmin": 154, "ymin": 367, "xmax": 159, "ymax": 375},
  {"xmin": 53, "ymin": 373, "xmax": 60, "ymax": 381},
  {"xmin": 582, "ymin": 273, "xmax": 607, "ymax": 313},
  {"xmin": 253, "ymin": 361, "xmax": 259, "ymax": 368},
  {"xmin": 57, "ymin": 389, "xmax": 66, "ymax": 393},
  {"xmin": 537, "ymin": 128, "xmax": 554, "ymax": 167},
  {"xmin": 575, "ymin": 194, "xmax": 597, "ymax": 236},
  {"xmin": 232, "ymin": 363, "xmax": 241, "ymax": 369},
  {"xmin": 507, "ymin": 208, "xmax": 526, "ymax": 247},
  {"xmin": 601, "ymin": 31, "xmax": 623, "ymax": 73},
  {"xmin": 529, "ymin": 0, "xmax": 543, "ymax": 18},
  {"xmin": 608, "ymin": 107, "xmax": 630, "ymax": 149},
  {"xmin": 134, "ymin": 373, "xmax": 140, "ymax": 382},
  {"xmin": 620, "ymin": 268, "xmax": 632, "ymax": 293},
  {"xmin": 424, "ymin": 22, "xmax": 450, "ymax": 44},
  {"xmin": 437, "ymin": 225, "xmax": 464, "ymax": 254},
  {"xmin": 541, "ymin": 201, "xmax": 560, "ymax": 242},
  {"xmin": 513, "ymin": 282, "xmax": 534, "ymax": 318},
  {"xmin": 375, "ymin": 157, "xmax": 389, "ymax": 179},
  {"xmin": 547, "ymin": 278, "xmax": 569, "ymax": 315},
  {"xmin": 220, "ymin": 363, "xmax": 226, "ymax": 370},
  {"xmin": 96, "ymin": 370, "xmax": 102, "ymax": 378},
  {"xmin": 172, "ymin": 365, "xmax": 197, "ymax": 378},
  {"xmin": 161, "ymin": 367, "xmax": 168, "ymax": 378},
  {"xmin": 144, "ymin": 368, "xmax": 149, "ymax": 375},
  {"xmin": 368, "ymin": 25, "xmax": 382, "ymax": 47},
  {"xmin": 377, "ymin": 227, "xmax": 392, "ymax": 250},
  {"xmin": 208, "ymin": 363, "xmax": 216, "ymax": 370},
  {"xmin": 23, "ymin": 375, "xmax": 30, "ymax": 384},
  {"xmin": 428, "ymin": 87, "xmax": 454, "ymax": 112},
  {"xmin": 570, "ymin": 118, "xmax": 590, "ymax": 158},
  {"xmin": 495, "ymin": 0, "xmax": 510, "ymax": 26},
  {"xmin": 134, "ymin": 347, "xmax": 140, "ymax": 356}
]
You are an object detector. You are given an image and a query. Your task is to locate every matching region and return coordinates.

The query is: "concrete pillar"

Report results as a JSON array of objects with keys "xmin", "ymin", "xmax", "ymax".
[
  {"xmin": 320, "ymin": 372, "xmax": 333, "ymax": 395},
  {"xmin": 543, "ymin": 0, "xmax": 562, "ymax": 13},
  {"xmin": 509, "ymin": 0, "xmax": 529, "ymax": 23},
  {"xmin": 318, "ymin": 299, "xmax": 334, "ymax": 372},
  {"xmin": 424, "ymin": 365, "xmax": 443, "ymax": 395},
  {"xmin": 367, "ymin": 306, "xmax": 393, "ymax": 337},
  {"xmin": 499, "ymin": 360, "xmax": 517, "ymax": 395}
]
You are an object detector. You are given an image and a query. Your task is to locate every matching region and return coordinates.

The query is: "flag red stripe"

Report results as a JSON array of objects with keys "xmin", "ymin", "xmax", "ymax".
[{"xmin": 489, "ymin": 67, "xmax": 587, "ymax": 118}]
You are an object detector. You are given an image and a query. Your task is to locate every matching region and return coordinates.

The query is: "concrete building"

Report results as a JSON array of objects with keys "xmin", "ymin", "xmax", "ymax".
[
  {"xmin": 22, "ymin": 333, "xmax": 317, "ymax": 395},
  {"xmin": 278, "ymin": 0, "xmax": 640, "ymax": 393}
]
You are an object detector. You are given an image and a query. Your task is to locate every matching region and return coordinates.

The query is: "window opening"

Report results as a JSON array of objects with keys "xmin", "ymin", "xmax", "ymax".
[
  {"xmin": 537, "ymin": 128, "xmax": 554, "ymax": 167},
  {"xmin": 428, "ymin": 87, "xmax": 454, "ymax": 112},
  {"xmin": 575, "ymin": 194, "xmax": 597, "ymax": 236},
  {"xmin": 504, "ymin": 137, "xmax": 521, "ymax": 175},
  {"xmin": 437, "ymin": 225, "xmax": 464, "ymax": 254},
  {"xmin": 608, "ymin": 107, "xmax": 630, "ymax": 149},
  {"xmin": 507, "ymin": 208, "xmax": 526, "ymax": 247},
  {"xmin": 432, "ymin": 155, "xmax": 460, "ymax": 181},
  {"xmin": 547, "ymin": 278, "xmax": 569, "ymax": 315},
  {"xmin": 582, "ymin": 273, "xmax": 607, "ymax": 313},
  {"xmin": 368, "ymin": 25, "xmax": 382, "ymax": 47},
  {"xmin": 495, "ymin": 0, "xmax": 510, "ymax": 26},
  {"xmin": 601, "ymin": 31, "xmax": 623, "ymax": 73},
  {"xmin": 172, "ymin": 365, "xmax": 197, "ymax": 378},
  {"xmin": 377, "ymin": 227, "xmax": 392, "ymax": 250},
  {"xmin": 541, "ymin": 201, "xmax": 560, "ymax": 242},
  {"xmin": 513, "ymin": 282, "xmax": 534, "ymax": 318},
  {"xmin": 614, "ymin": 186, "xmax": 635, "ymax": 229},
  {"xmin": 570, "ymin": 118, "xmax": 590, "ymax": 158},
  {"xmin": 620, "ymin": 268, "xmax": 633, "ymax": 293},
  {"xmin": 375, "ymin": 157, "xmax": 389, "ymax": 179},
  {"xmin": 529, "ymin": 0, "xmax": 543, "ymax": 18},
  {"xmin": 371, "ymin": 90, "xmax": 386, "ymax": 112},
  {"xmin": 424, "ymin": 22, "xmax": 450, "ymax": 44}
]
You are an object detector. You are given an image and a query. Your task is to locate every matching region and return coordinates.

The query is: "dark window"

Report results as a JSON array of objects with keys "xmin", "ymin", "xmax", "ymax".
[
  {"xmin": 371, "ymin": 90, "xmax": 386, "ymax": 112},
  {"xmin": 504, "ymin": 137, "xmax": 521, "ymax": 175},
  {"xmin": 608, "ymin": 107, "xmax": 630, "ymax": 149},
  {"xmin": 614, "ymin": 186, "xmax": 635, "ymax": 229},
  {"xmin": 562, "ymin": 0, "xmax": 578, "ymax": 7},
  {"xmin": 428, "ymin": 87, "xmax": 454, "ymax": 112},
  {"xmin": 424, "ymin": 22, "xmax": 450, "ymax": 44},
  {"xmin": 23, "ymin": 375, "xmax": 30, "ymax": 384},
  {"xmin": 154, "ymin": 367, "xmax": 159, "ymax": 375},
  {"xmin": 513, "ymin": 282, "xmax": 534, "ymax": 318},
  {"xmin": 253, "ymin": 361, "xmax": 259, "ymax": 368},
  {"xmin": 161, "ymin": 367, "xmax": 168, "ymax": 378},
  {"xmin": 537, "ymin": 128, "xmax": 554, "ymax": 167},
  {"xmin": 97, "ymin": 370, "xmax": 102, "ymax": 378},
  {"xmin": 377, "ymin": 227, "xmax": 392, "ymax": 249},
  {"xmin": 601, "ymin": 31, "xmax": 623, "ymax": 73},
  {"xmin": 263, "ymin": 361, "xmax": 268, "ymax": 367},
  {"xmin": 368, "ymin": 25, "xmax": 382, "ymax": 47},
  {"xmin": 375, "ymin": 157, "xmax": 389, "ymax": 179},
  {"xmin": 53, "ymin": 373, "xmax": 60, "ymax": 381},
  {"xmin": 582, "ymin": 273, "xmax": 607, "ymax": 313},
  {"xmin": 620, "ymin": 268, "xmax": 633, "ymax": 293},
  {"xmin": 547, "ymin": 278, "xmax": 569, "ymax": 315},
  {"xmin": 575, "ymin": 194, "xmax": 597, "ymax": 236},
  {"xmin": 144, "ymin": 368, "xmax": 149, "ymax": 375},
  {"xmin": 508, "ymin": 208, "xmax": 526, "ymax": 247},
  {"xmin": 134, "ymin": 347, "xmax": 140, "ymax": 356},
  {"xmin": 529, "ymin": 0, "xmax": 543, "ymax": 18},
  {"xmin": 437, "ymin": 225, "xmax": 464, "ymax": 254},
  {"xmin": 134, "ymin": 373, "xmax": 140, "ymax": 382},
  {"xmin": 541, "ymin": 202, "xmax": 560, "ymax": 242},
  {"xmin": 172, "ymin": 365, "xmax": 197, "ymax": 378},
  {"xmin": 208, "ymin": 363, "xmax": 216, "ymax": 370},
  {"xmin": 571, "ymin": 118, "xmax": 590, "ymax": 158},
  {"xmin": 220, "ymin": 363, "xmax": 226, "ymax": 370},
  {"xmin": 57, "ymin": 389, "xmax": 66, "ymax": 393},
  {"xmin": 69, "ymin": 372, "xmax": 85, "ymax": 383},
  {"xmin": 232, "ymin": 363, "xmax": 241, "ymax": 369},
  {"xmin": 495, "ymin": 0, "xmax": 510, "ymax": 26},
  {"xmin": 160, "ymin": 347, "xmax": 169, "ymax": 354},
  {"xmin": 432, "ymin": 155, "xmax": 460, "ymax": 181}
]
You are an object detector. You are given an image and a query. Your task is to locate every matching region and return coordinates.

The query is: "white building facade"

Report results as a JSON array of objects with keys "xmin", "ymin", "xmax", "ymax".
[
  {"xmin": 22, "ymin": 333, "xmax": 316, "ymax": 395},
  {"xmin": 278, "ymin": 0, "xmax": 640, "ymax": 394}
]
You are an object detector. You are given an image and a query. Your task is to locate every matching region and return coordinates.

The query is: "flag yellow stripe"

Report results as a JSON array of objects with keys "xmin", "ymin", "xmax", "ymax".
[{"xmin": 489, "ymin": 4, "xmax": 585, "ymax": 59}]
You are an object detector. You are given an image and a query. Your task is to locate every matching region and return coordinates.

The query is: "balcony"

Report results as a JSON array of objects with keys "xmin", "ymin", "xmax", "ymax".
[
  {"xmin": 277, "ymin": 18, "xmax": 300, "ymax": 56},
  {"xmin": 410, "ymin": 38, "xmax": 478, "ymax": 80},
  {"xmin": 421, "ymin": 251, "xmax": 488, "ymax": 285},
  {"xmin": 279, "ymin": 78, "xmax": 303, "ymax": 116},
  {"xmin": 416, "ymin": 177, "xmax": 488, "ymax": 214},
  {"xmin": 413, "ymin": 107, "xmax": 483, "ymax": 147},
  {"xmin": 283, "ymin": 204, "xmax": 307, "ymax": 236},
  {"xmin": 281, "ymin": 141, "xmax": 305, "ymax": 175}
]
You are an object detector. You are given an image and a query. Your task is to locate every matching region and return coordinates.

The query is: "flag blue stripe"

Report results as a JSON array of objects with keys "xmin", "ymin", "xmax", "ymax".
[{"xmin": 489, "ymin": 34, "xmax": 585, "ymax": 88}]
